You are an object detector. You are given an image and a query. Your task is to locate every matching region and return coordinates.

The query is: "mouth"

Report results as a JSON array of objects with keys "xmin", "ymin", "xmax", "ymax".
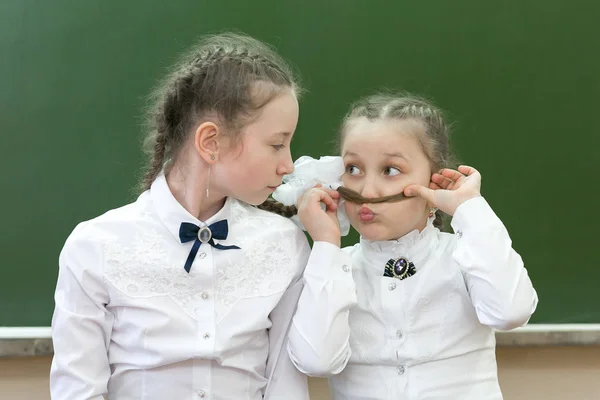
[
  {"xmin": 358, "ymin": 205, "xmax": 375, "ymax": 222},
  {"xmin": 267, "ymin": 184, "xmax": 281, "ymax": 191}
]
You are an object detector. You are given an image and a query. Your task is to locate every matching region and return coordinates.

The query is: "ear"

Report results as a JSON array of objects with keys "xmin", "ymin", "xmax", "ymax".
[{"xmin": 193, "ymin": 121, "xmax": 221, "ymax": 164}]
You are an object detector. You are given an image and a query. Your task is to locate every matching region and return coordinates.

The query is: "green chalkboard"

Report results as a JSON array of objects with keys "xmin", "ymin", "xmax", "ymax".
[{"xmin": 1, "ymin": 0, "xmax": 598, "ymax": 326}]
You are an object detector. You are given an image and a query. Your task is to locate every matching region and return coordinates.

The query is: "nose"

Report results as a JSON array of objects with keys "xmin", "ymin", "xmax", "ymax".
[
  {"xmin": 359, "ymin": 176, "xmax": 379, "ymax": 200},
  {"xmin": 277, "ymin": 149, "xmax": 294, "ymax": 176}
]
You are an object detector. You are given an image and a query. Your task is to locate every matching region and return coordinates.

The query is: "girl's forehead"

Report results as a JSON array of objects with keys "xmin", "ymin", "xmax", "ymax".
[
  {"xmin": 342, "ymin": 118, "xmax": 425, "ymax": 153},
  {"xmin": 245, "ymin": 90, "xmax": 298, "ymax": 129},
  {"xmin": 345, "ymin": 117, "xmax": 424, "ymax": 134}
]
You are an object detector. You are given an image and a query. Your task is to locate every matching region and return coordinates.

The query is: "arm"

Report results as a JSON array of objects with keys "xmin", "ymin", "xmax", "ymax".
[
  {"xmin": 451, "ymin": 197, "xmax": 538, "ymax": 330},
  {"xmin": 283, "ymin": 186, "xmax": 357, "ymax": 377},
  {"xmin": 50, "ymin": 224, "xmax": 114, "ymax": 399},
  {"xmin": 405, "ymin": 166, "xmax": 538, "ymax": 331},
  {"xmin": 263, "ymin": 229, "xmax": 310, "ymax": 400},
  {"xmin": 287, "ymin": 241, "xmax": 357, "ymax": 377}
]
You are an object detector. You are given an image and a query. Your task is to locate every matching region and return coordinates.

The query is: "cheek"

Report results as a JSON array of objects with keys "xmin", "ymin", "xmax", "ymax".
[
  {"xmin": 341, "ymin": 175, "xmax": 352, "ymax": 189},
  {"xmin": 343, "ymin": 201, "xmax": 355, "ymax": 216},
  {"xmin": 218, "ymin": 158, "xmax": 256, "ymax": 187},
  {"xmin": 393, "ymin": 173, "xmax": 430, "ymax": 195},
  {"xmin": 417, "ymin": 167, "xmax": 433, "ymax": 185},
  {"xmin": 399, "ymin": 197, "xmax": 429, "ymax": 217},
  {"xmin": 341, "ymin": 175, "xmax": 368, "ymax": 193},
  {"xmin": 235, "ymin": 160, "xmax": 262, "ymax": 181},
  {"xmin": 226, "ymin": 143, "xmax": 264, "ymax": 175},
  {"xmin": 382, "ymin": 176, "xmax": 410, "ymax": 197}
]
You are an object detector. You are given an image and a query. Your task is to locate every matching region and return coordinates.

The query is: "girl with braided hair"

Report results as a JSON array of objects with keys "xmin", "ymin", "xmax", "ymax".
[
  {"xmin": 50, "ymin": 32, "xmax": 340, "ymax": 399},
  {"xmin": 280, "ymin": 92, "xmax": 538, "ymax": 399}
]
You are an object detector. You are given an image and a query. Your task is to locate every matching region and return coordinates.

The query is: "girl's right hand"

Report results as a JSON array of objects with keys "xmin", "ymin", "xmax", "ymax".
[
  {"xmin": 404, "ymin": 165, "xmax": 482, "ymax": 216},
  {"xmin": 297, "ymin": 185, "xmax": 341, "ymax": 247}
]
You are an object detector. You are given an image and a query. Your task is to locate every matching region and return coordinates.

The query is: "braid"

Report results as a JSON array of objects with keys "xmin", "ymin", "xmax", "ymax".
[
  {"xmin": 257, "ymin": 198, "xmax": 298, "ymax": 217},
  {"xmin": 140, "ymin": 131, "xmax": 168, "ymax": 191},
  {"xmin": 139, "ymin": 76, "xmax": 187, "ymax": 192}
]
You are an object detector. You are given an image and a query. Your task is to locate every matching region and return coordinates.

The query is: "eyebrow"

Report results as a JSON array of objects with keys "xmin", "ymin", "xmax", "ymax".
[
  {"xmin": 383, "ymin": 152, "xmax": 409, "ymax": 160},
  {"xmin": 343, "ymin": 151, "xmax": 408, "ymax": 161}
]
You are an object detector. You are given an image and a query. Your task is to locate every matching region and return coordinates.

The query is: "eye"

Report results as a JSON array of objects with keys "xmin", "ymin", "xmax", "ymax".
[
  {"xmin": 346, "ymin": 165, "xmax": 361, "ymax": 175},
  {"xmin": 272, "ymin": 144, "xmax": 285, "ymax": 151},
  {"xmin": 384, "ymin": 166, "xmax": 401, "ymax": 176}
]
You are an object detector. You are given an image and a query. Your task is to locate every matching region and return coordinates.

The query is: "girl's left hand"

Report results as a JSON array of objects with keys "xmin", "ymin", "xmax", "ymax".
[{"xmin": 404, "ymin": 165, "xmax": 482, "ymax": 216}]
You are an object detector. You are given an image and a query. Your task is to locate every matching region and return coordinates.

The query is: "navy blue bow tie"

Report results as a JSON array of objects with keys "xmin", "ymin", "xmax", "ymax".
[{"xmin": 179, "ymin": 220, "xmax": 240, "ymax": 273}]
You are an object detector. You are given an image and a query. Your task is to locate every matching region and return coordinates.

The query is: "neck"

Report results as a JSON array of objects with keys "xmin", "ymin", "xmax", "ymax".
[{"xmin": 166, "ymin": 160, "xmax": 226, "ymax": 222}]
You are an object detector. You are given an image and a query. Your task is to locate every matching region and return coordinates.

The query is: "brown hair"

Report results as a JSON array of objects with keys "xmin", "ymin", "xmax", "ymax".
[
  {"xmin": 139, "ymin": 32, "xmax": 301, "ymax": 192},
  {"xmin": 257, "ymin": 186, "xmax": 407, "ymax": 218}
]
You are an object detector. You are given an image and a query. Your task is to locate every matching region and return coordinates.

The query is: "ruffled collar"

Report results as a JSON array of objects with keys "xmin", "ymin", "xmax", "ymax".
[{"xmin": 358, "ymin": 215, "xmax": 439, "ymax": 274}]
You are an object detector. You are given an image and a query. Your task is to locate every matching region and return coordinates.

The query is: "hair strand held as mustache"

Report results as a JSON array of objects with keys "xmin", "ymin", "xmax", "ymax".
[
  {"xmin": 257, "ymin": 187, "xmax": 407, "ymax": 217},
  {"xmin": 336, "ymin": 186, "xmax": 407, "ymax": 204}
]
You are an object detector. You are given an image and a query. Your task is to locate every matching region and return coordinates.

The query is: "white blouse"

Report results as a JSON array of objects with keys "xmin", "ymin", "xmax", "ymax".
[
  {"xmin": 50, "ymin": 174, "xmax": 315, "ymax": 400},
  {"xmin": 290, "ymin": 197, "xmax": 538, "ymax": 399}
]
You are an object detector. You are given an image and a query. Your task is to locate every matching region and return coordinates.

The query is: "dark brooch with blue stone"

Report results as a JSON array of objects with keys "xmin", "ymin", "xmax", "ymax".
[{"xmin": 384, "ymin": 257, "xmax": 416, "ymax": 280}]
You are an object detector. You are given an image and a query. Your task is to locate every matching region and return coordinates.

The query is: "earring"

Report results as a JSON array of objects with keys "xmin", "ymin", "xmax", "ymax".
[
  {"xmin": 428, "ymin": 207, "xmax": 438, "ymax": 218},
  {"xmin": 210, "ymin": 155, "xmax": 215, "ymax": 161},
  {"xmin": 206, "ymin": 165, "xmax": 211, "ymax": 199}
]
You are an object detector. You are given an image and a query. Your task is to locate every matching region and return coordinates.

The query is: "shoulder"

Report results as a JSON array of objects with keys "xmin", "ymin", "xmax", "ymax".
[
  {"xmin": 62, "ymin": 193, "xmax": 149, "ymax": 255},
  {"xmin": 231, "ymin": 199, "xmax": 307, "ymax": 241},
  {"xmin": 341, "ymin": 242, "xmax": 361, "ymax": 257},
  {"xmin": 435, "ymin": 230, "xmax": 457, "ymax": 252},
  {"xmin": 230, "ymin": 200, "xmax": 310, "ymax": 269}
]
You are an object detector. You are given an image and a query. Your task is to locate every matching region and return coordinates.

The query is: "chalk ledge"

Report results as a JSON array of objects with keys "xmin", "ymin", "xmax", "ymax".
[
  {"xmin": 2, "ymin": 325, "xmax": 600, "ymax": 357},
  {"xmin": 495, "ymin": 324, "xmax": 600, "ymax": 347}
]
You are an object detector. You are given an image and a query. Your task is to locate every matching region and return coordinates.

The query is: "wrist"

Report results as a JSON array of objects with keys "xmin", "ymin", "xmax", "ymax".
[
  {"xmin": 314, "ymin": 236, "xmax": 341, "ymax": 247},
  {"xmin": 450, "ymin": 193, "xmax": 482, "ymax": 215}
]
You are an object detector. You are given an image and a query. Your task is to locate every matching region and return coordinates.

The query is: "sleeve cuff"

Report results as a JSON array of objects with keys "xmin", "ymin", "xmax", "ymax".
[
  {"xmin": 304, "ymin": 241, "xmax": 354, "ymax": 281},
  {"xmin": 451, "ymin": 196, "xmax": 503, "ymax": 235}
]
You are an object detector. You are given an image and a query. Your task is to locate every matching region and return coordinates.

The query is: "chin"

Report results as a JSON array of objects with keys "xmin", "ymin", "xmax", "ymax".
[
  {"xmin": 237, "ymin": 192, "xmax": 269, "ymax": 206},
  {"xmin": 241, "ymin": 198, "xmax": 265, "ymax": 206},
  {"xmin": 354, "ymin": 224, "xmax": 389, "ymax": 242},
  {"xmin": 355, "ymin": 221, "xmax": 411, "ymax": 242},
  {"xmin": 363, "ymin": 233, "xmax": 394, "ymax": 242}
]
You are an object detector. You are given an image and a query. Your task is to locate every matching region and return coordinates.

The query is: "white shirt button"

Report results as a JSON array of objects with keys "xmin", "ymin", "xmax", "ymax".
[
  {"xmin": 198, "ymin": 390, "xmax": 206, "ymax": 398},
  {"xmin": 456, "ymin": 230, "xmax": 463, "ymax": 239},
  {"xmin": 198, "ymin": 252, "xmax": 207, "ymax": 259},
  {"xmin": 396, "ymin": 329, "xmax": 403, "ymax": 339},
  {"xmin": 201, "ymin": 291, "xmax": 209, "ymax": 300},
  {"xmin": 388, "ymin": 282, "xmax": 397, "ymax": 291},
  {"xmin": 397, "ymin": 365, "xmax": 405, "ymax": 375},
  {"xmin": 342, "ymin": 264, "xmax": 350, "ymax": 273},
  {"xmin": 203, "ymin": 333, "xmax": 210, "ymax": 339}
]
